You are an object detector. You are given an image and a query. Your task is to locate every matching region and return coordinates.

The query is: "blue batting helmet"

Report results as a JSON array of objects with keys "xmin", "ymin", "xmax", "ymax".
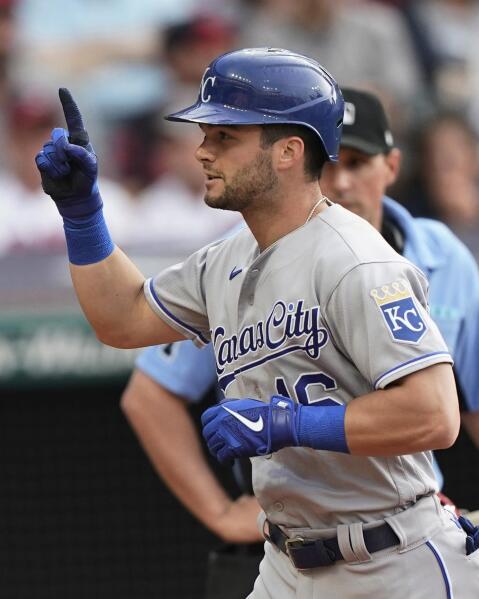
[{"xmin": 166, "ymin": 48, "xmax": 344, "ymax": 161}]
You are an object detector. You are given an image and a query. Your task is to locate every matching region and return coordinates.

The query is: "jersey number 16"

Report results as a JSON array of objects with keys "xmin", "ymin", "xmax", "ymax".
[{"xmin": 275, "ymin": 372, "xmax": 340, "ymax": 406}]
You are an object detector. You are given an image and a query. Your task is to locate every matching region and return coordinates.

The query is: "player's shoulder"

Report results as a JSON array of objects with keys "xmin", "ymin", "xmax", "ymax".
[
  {"xmin": 310, "ymin": 203, "xmax": 419, "ymax": 297},
  {"xmin": 316, "ymin": 203, "xmax": 405, "ymax": 266}
]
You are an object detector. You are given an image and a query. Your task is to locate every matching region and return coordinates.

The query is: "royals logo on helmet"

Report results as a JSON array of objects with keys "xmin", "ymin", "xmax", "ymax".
[
  {"xmin": 200, "ymin": 68, "xmax": 217, "ymax": 103},
  {"xmin": 371, "ymin": 279, "xmax": 427, "ymax": 344}
]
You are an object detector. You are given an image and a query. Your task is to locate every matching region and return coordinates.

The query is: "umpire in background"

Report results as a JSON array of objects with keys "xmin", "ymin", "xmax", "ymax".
[{"xmin": 121, "ymin": 87, "xmax": 479, "ymax": 597}]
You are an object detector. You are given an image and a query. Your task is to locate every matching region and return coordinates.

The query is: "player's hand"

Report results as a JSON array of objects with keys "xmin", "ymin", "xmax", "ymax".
[
  {"xmin": 35, "ymin": 88, "xmax": 102, "ymax": 218},
  {"xmin": 458, "ymin": 515, "xmax": 479, "ymax": 555},
  {"xmin": 201, "ymin": 396, "xmax": 300, "ymax": 464},
  {"xmin": 213, "ymin": 495, "xmax": 263, "ymax": 544}
]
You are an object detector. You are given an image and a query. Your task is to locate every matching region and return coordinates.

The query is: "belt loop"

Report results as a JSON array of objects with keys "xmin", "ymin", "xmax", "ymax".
[
  {"xmin": 432, "ymin": 493, "xmax": 444, "ymax": 518},
  {"xmin": 337, "ymin": 524, "xmax": 357, "ymax": 563},
  {"xmin": 349, "ymin": 523, "xmax": 372, "ymax": 563}
]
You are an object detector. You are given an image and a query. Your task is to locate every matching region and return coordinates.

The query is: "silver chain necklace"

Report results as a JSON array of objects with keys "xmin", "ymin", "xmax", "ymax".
[{"xmin": 304, "ymin": 195, "xmax": 328, "ymax": 225}]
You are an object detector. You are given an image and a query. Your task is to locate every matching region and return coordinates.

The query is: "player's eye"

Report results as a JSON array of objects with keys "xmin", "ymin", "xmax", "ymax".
[
  {"xmin": 218, "ymin": 130, "xmax": 232, "ymax": 141},
  {"xmin": 346, "ymin": 157, "xmax": 366, "ymax": 170}
]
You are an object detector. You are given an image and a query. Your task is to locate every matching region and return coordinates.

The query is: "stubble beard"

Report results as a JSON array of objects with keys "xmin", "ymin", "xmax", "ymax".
[{"xmin": 203, "ymin": 150, "xmax": 278, "ymax": 212}]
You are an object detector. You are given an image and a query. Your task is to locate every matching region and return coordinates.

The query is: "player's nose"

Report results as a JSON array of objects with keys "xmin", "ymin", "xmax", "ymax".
[{"xmin": 195, "ymin": 140, "xmax": 215, "ymax": 163}]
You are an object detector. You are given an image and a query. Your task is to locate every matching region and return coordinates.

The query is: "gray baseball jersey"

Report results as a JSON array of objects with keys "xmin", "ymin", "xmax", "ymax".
[{"xmin": 144, "ymin": 203, "xmax": 452, "ymax": 530}]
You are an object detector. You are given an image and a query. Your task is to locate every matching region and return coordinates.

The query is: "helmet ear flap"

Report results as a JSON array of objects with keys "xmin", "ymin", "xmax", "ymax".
[{"xmin": 165, "ymin": 47, "xmax": 345, "ymax": 162}]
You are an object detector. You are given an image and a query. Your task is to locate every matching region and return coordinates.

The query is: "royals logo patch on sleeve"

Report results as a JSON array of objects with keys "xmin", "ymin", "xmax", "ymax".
[{"xmin": 370, "ymin": 279, "xmax": 427, "ymax": 343}]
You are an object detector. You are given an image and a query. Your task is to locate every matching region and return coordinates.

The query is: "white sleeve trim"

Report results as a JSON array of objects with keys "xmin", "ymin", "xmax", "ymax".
[
  {"xmin": 374, "ymin": 351, "xmax": 453, "ymax": 389},
  {"xmin": 144, "ymin": 278, "xmax": 209, "ymax": 348}
]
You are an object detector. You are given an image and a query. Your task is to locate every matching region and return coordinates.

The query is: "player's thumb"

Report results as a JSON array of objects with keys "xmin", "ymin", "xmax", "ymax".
[{"xmin": 63, "ymin": 141, "xmax": 97, "ymax": 174}]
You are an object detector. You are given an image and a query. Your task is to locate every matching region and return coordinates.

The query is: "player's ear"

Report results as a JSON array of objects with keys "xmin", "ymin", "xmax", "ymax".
[
  {"xmin": 274, "ymin": 136, "xmax": 305, "ymax": 172},
  {"xmin": 384, "ymin": 148, "xmax": 401, "ymax": 186}
]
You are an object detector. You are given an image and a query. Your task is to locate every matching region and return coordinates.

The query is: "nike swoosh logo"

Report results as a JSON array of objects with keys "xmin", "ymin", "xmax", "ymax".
[
  {"xmin": 229, "ymin": 267, "xmax": 242, "ymax": 280},
  {"xmin": 223, "ymin": 406, "xmax": 264, "ymax": 432}
]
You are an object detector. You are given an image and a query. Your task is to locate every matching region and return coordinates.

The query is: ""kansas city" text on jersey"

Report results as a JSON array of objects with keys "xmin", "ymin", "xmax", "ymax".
[{"xmin": 213, "ymin": 299, "xmax": 329, "ymax": 375}]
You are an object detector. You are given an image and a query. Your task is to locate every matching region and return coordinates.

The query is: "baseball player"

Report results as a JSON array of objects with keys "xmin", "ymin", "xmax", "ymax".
[
  {"xmin": 122, "ymin": 86, "xmax": 479, "ymax": 595},
  {"xmin": 35, "ymin": 49, "xmax": 479, "ymax": 598}
]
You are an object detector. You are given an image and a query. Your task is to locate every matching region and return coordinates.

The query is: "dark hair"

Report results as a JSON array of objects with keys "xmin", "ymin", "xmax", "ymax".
[{"xmin": 260, "ymin": 124, "xmax": 328, "ymax": 180}]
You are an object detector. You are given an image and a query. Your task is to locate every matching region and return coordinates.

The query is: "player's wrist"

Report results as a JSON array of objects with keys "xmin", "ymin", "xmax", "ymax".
[
  {"xmin": 297, "ymin": 404, "xmax": 349, "ymax": 453},
  {"xmin": 56, "ymin": 185, "xmax": 103, "ymax": 219},
  {"xmin": 63, "ymin": 205, "xmax": 114, "ymax": 265}
]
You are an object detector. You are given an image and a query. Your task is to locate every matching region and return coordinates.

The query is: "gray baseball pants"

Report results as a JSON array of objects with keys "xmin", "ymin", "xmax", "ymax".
[{"xmin": 248, "ymin": 495, "xmax": 479, "ymax": 598}]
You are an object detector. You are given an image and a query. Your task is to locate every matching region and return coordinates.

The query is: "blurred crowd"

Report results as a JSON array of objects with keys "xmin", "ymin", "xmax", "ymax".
[{"xmin": 1, "ymin": 0, "xmax": 479, "ymax": 258}]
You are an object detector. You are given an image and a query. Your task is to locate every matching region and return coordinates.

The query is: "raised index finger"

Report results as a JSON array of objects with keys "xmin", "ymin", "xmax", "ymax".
[{"xmin": 58, "ymin": 87, "xmax": 90, "ymax": 147}]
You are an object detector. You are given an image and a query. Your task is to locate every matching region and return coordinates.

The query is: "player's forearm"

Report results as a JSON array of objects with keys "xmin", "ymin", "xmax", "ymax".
[
  {"xmin": 202, "ymin": 363, "xmax": 460, "ymax": 463},
  {"xmin": 35, "ymin": 89, "xmax": 183, "ymax": 349},
  {"xmin": 121, "ymin": 372, "xmax": 232, "ymax": 531},
  {"xmin": 345, "ymin": 363, "xmax": 460, "ymax": 456}
]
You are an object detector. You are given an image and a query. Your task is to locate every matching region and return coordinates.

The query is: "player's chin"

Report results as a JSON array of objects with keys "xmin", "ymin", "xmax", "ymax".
[
  {"xmin": 204, "ymin": 194, "xmax": 230, "ymax": 210},
  {"xmin": 204, "ymin": 183, "xmax": 226, "ymax": 206}
]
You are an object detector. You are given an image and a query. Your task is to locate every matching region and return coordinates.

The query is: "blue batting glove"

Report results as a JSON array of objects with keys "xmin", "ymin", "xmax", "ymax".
[
  {"xmin": 35, "ymin": 88, "xmax": 102, "ymax": 218},
  {"xmin": 201, "ymin": 396, "xmax": 299, "ymax": 464},
  {"xmin": 458, "ymin": 515, "xmax": 479, "ymax": 555}
]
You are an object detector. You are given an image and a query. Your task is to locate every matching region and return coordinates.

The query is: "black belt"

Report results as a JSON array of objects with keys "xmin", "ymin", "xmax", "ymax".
[{"xmin": 265, "ymin": 519, "xmax": 400, "ymax": 570}]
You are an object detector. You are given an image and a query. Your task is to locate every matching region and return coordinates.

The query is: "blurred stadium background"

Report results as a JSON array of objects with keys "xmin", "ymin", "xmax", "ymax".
[{"xmin": 1, "ymin": 0, "xmax": 479, "ymax": 597}]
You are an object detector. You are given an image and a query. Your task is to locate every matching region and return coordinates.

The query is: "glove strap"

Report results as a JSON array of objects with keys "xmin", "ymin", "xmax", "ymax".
[
  {"xmin": 63, "ymin": 207, "xmax": 114, "ymax": 265},
  {"xmin": 297, "ymin": 405, "xmax": 349, "ymax": 453},
  {"xmin": 268, "ymin": 396, "xmax": 300, "ymax": 452}
]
